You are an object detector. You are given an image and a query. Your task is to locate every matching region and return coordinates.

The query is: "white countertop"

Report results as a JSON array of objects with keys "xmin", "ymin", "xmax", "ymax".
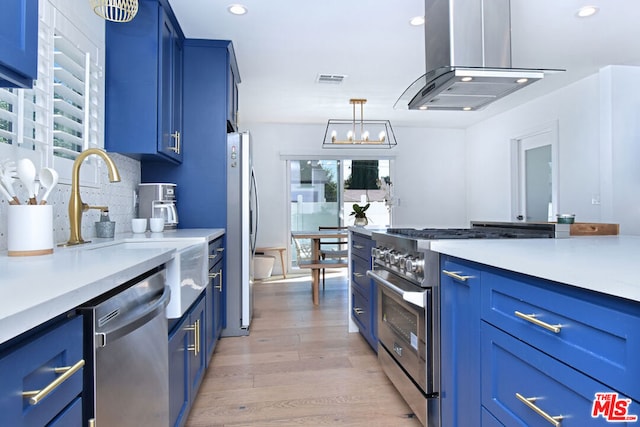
[
  {"xmin": 430, "ymin": 235, "xmax": 640, "ymax": 303},
  {"xmin": 0, "ymin": 228, "xmax": 224, "ymax": 345}
]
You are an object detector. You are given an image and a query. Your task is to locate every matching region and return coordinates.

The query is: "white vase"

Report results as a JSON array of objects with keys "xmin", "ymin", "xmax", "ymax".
[{"xmin": 354, "ymin": 217, "xmax": 368, "ymax": 227}]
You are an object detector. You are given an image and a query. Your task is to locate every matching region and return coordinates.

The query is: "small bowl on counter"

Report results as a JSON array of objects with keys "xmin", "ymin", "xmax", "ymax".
[{"xmin": 556, "ymin": 214, "xmax": 576, "ymax": 224}]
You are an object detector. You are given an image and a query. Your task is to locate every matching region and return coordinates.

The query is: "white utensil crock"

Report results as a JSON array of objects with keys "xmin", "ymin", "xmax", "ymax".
[{"xmin": 8, "ymin": 205, "xmax": 54, "ymax": 256}]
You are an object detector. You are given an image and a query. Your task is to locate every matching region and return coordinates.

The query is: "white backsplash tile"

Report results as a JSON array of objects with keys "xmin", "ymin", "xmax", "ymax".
[{"xmin": 0, "ymin": 154, "xmax": 140, "ymax": 250}]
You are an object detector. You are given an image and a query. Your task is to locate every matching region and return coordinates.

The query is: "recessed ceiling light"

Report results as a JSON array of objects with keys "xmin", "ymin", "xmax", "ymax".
[
  {"xmin": 409, "ymin": 16, "xmax": 425, "ymax": 26},
  {"xmin": 516, "ymin": 78, "xmax": 529, "ymax": 84},
  {"xmin": 228, "ymin": 4, "xmax": 248, "ymax": 15},
  {"xmin": 461, "ymin": 76, "xmax": 473, "ymax": 82},
  {"xmin": 576, "ymin": 5, "xmax": 598, "ymax": 18},
  {"xmin": 419, "ymin": 105, "xmax": 428, "ymax": 110},
  {"xmin": 462, "ymin": 107, "xmax": 472, "ymax": 111}
]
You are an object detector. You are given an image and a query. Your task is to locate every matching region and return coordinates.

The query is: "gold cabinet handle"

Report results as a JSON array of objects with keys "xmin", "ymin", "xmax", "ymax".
[
  {"xmin": 353, "ymin": 307, "xmax": 364, "ymax": 315},
  {"xmin": 169, "ymin": 131, "xmax": 181, "ymax": 153},
  {"xmin": 89, "ymin": 419, "xmax": 96, "ymax": 427},
  {"xmin": 515, "ymin": 311, "xmax": 562, "ymax": 333},
  {"xmin": 442, "ymin": 269, "xmax": 473, "ymax": 281},
  {"xmin": 515, "ymin": 393, "xmax": 563, "ymax": 426},
  {"xmin": 216, "ymin": 269, "xmax": 223, "ymax": 291},
  {"xmin": 353, "ymin": 272, "xmax": 364, "ymax": 278},
  {"xmin": 185, "ymin": 319, "xmax": 200, "ymax": 356},
  {"xmin": 353, "ymin": 244, "xmax": 364, "ymax": 249},
  {"xmin": 208, "ymin": 272, "xmax": 220, "ymax": 279},
  {"xmin": 208, "ymin": 248, "xmax": 225, "ymax": 260},
  {"xmin": 23, "ymin": 359, "xmax": 85, "ymax": 405}
]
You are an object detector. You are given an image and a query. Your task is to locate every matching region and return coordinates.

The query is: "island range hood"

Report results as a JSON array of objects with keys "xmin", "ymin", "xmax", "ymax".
[{"xmin": 396, "ymin": 0, "xmax": 563, "ymax": 111}]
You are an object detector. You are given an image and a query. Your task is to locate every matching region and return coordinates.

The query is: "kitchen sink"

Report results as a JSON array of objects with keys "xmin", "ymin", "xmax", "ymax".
[{"xmin": 83, "ymin": 239, "xmax": 207, "ymax": 319}]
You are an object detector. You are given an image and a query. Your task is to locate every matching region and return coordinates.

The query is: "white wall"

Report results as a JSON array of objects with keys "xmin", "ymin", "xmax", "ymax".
[
  {"xmin": 465, "ymin": 65, "xmax": 640, "ymax": 235},
  {"xmin": 244, "ymin": 123, "xmax": 466, "ymax": 274}
]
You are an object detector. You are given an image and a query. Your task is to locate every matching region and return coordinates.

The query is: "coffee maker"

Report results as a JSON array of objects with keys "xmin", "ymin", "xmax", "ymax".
[{"xmin": 137, "ymin": 183, "xmax": 179, "ymax": 230}]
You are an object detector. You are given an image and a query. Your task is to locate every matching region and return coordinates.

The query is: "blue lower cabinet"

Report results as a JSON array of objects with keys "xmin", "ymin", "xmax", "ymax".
[
  {"xmin": 0, "ymin": 315, "xmax": 84, "ymax": 426},
  {"xmin": 205, "ymin": 236, "xmax": 225, "ymax": 362},
  {"xmin": 168, "ymin": 295, "xmax": 206, "ymax": 427},
  {"xmin": 481, "ymin": 321, "xmax": 639, "ymax": 426},
  {"xmin": 440, "ymin": 256, "xmax": 482, "ymax": 427},
  {"xmin": 349, "ymin": 231, "xmax": 377, "ymax": 350}
]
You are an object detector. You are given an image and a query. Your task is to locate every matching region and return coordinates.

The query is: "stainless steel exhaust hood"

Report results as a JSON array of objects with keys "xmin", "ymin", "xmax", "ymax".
[{"xmin": 395, "ymin": 0, "xmax": 563, "ymax": 111}]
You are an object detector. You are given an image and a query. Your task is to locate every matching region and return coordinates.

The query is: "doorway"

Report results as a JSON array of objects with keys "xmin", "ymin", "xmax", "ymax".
[
  {"xmin": 511, "ymin": 123, "xmax": 559, "ymax": 222},
  {"xmin": 289, "ymin": 158, "xmax": 391, "ymax": 267}
]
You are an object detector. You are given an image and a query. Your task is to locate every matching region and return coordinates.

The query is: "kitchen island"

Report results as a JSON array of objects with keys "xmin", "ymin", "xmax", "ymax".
[
  {"xmin": 431, "ymin": 234, "xmax": 640, "ymax": 302},
  {"xmin": 432, "ymin": 235, "xmax": 640, "ymax": 426}
]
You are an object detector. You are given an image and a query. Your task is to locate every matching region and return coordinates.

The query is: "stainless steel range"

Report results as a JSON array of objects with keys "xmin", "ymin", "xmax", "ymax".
[{"xmin": 367, "ymin": 221, "xmax": 566, "ymax": 426}]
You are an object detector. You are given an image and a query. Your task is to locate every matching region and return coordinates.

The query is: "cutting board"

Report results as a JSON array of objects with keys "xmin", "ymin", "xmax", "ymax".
[{"xmin": 568, "ymin": 222, "xmax": 619, "ymax": 236}]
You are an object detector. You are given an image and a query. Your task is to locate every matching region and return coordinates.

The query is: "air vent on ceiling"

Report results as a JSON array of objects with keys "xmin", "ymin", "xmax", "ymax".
[{"xmin": 317, "ymin": 74, "xmax": 347, "ymax": 84}]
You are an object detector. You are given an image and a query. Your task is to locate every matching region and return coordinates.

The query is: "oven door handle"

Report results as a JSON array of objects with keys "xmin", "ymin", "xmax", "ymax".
[{"xmin": 367, "ymin": 270, "xmax": 426, "ymax": 308}]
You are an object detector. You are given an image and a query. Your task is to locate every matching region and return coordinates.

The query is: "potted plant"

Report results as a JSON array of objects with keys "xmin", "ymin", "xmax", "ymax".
[{"xmin": 350, "ymin": 203, "xmax": 370, "ymax": 226}]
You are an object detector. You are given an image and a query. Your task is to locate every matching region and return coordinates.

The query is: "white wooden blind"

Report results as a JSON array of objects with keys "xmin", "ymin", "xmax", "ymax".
[{"xmin": 0, "ymin": 0, "xmax": 104, "ymax": 183}]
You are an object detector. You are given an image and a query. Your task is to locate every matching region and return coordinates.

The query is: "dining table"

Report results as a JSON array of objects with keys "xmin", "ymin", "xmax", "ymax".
[{"xmin": 291, "ymin": 229, "xmax": 350, "ymax": 305}]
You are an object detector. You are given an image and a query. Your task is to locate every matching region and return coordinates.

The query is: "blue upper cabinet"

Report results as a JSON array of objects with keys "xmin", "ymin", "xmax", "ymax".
[
  {"xmin": 105, "ymin": 0, "xmax": 184, "ymax": 163},
  {"xmin": 0, "ymin": 0, "xmax": 38, "ymax": 88},
  {"xmin": 141, "ymin": 39, "xmax": 239, "ymax": 229}
]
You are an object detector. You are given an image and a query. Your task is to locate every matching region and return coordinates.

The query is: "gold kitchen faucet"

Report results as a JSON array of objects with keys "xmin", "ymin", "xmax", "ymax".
[{"xmin": 61, "ymin": 148, "xmax": 121, "ymax": 246}]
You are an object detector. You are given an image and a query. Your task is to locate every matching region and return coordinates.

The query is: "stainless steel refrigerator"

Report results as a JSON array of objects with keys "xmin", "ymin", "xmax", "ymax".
[{"xmin": 223, "ymin": 132, "xmax": 258, "ymax": 336}]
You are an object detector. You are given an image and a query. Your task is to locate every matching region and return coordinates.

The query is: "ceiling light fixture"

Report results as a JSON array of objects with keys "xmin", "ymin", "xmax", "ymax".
[
  {"xmin": 323, "ymin": 99, "xmax": 397, "ymax": 149},
  {"xmin": 409, "ymin": 16, "xmax": 425, "ymax": 26},
  {"xmin": 228, "ymin": 4, "xmax": 248, "ymax": 15},
  {"xmin": 90, "ymin": 0, "xmax": 138, "ymax": 22},
  {"xmin": 576, "ymin": 5, "xmax": 599, "ymax": 18}
]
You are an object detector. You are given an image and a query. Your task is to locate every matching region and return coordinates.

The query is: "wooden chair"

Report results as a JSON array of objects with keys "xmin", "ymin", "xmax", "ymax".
[{"xmin": 318, "ymin": 226, "xmax": 349, "ymax": 288}]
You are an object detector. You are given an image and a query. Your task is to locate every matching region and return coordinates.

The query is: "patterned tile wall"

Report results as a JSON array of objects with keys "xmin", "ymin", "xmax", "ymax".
[{"xmin": 0, "ymin": 154, "xmax": 140, "ymax": 251}]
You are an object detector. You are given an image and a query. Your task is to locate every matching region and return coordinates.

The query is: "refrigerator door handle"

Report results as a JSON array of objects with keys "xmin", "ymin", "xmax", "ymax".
[{"xmin": 250, "ymin": 167, "xmax": 259, "ymax": 256}]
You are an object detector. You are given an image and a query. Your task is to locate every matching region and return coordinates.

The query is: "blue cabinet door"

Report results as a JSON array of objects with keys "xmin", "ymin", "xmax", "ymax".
[
  {"xmin": 440, "ymin": 256, "xmax": 482, "ymax": 427},
  {"xmin": 105, "ymin": 0, "xmax": 183, "ymax": 162},
  {"xmin": 0, "ymin": 315, "xmax": 83, "ymax": 426},
  {"xmin": 168, "ymin": 315, "xmax": 189, "ymax": 427},
  {"xmin": 141, "ymin": 40, "xmax": 238, "ymax": 229},
  {"xmin": 350, "ymin": 232, "xmax": 377, "ymax": 350},
  {"xmin": 205, "ymin": 237, "xmax": 224, "ymax": 363},
  {"xmin": 482, "ymin": 322, "xmax": 639, "ymax": 426},
  {"xmin": 0, "ymin": 0, "xmax": 38, "ymax": 88},
  {"xmin": 188, "ymin": 297, "xmax": 206, "ymax": 402}
]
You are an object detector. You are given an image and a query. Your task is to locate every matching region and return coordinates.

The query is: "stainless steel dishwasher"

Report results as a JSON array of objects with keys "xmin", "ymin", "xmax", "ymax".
[{"xmin": 79, "ymin": 268, "xmax": 170, "ymax": 427}]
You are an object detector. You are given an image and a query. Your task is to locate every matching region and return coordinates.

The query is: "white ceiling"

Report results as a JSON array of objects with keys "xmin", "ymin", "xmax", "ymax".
[{"xmin": 168, "ymin": 0, "xmax": 640, "ymax": 129}]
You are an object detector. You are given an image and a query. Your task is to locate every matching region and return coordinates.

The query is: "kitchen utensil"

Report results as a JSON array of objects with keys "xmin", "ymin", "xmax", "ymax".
[
  {"xmin": 39, "ymin": 167, "xmax": 59, "ymax": 205},
  {"xmin": 17, "ymin": 159, "xmax": 37, "ymax": 205},
  {"xmin": 0, "ymin": 178, "xmax": 18, "ymax": 204},
  {"xmin": 0, "ymin": 160, "xmax": 20, "ymax": 204}
]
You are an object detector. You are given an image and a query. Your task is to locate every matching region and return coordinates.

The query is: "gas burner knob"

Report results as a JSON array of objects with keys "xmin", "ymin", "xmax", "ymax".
[
  {"xmin": 398, "ymin": 256, "xmax": 407, "ymax": 270},
  {"xmin": 405, "ymin": 257, "xmax": 423, "ymax": 273},
  {"xmin": 388, "ymin": 252, "xmax": 401, "ymax": 265},
  {"xmin": 374, "ymin": 248, "xmax": 386, "ymax": 260}
]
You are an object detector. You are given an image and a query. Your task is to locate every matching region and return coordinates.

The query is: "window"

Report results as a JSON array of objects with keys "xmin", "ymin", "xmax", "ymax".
[{"xmin": 0, "ymin": 0, "xmax": 104, "ymax": 186}]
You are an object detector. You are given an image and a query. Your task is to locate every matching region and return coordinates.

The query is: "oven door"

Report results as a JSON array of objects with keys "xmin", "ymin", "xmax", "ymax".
[{"xmin": 368, "ymin": 269, "xmax": 432, "ymax": 394}]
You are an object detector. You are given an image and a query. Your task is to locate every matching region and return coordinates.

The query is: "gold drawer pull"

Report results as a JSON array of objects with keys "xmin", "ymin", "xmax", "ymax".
[
  {"xmin": 209, "ymin": 272, "xmax": 221, "ymax": 279},
  {"xmin": 216, "ymin": 248, "xmax": 224, "ymax": 252},
  {"xmin": 516, "ymin": 393, "xmax": 563, "ymax": 426},
  {"xmin": 353, "ymin": 272, "xmax": 364, "ymax": 278},
  {"xmin": 23, "ymin": 359, "xmax": 85, "ymax": 405},
  {"xmin": 515, "ymin": 311, "xmax": 562, "ymax": 333},
  {"xmin": 442, "ymin": 270, "xmax": 473, "ymax": 282},
  {"xmin": 215, "ymin": 269, "xmax": 223, "ymax": 291},
  {"xmin": 186, "ymin": 319, "xmax": 201, "ymax": 356},
  {"xmin": 208, "ymin": 254, "xmax": 217, "ymax": 260},
  {"xmin": 353, "ymin": 244, "xmax": 364, "ymax": 249},
  {"xmin": 353, "ymin": 307, "xmax": 364, "ymax": 315}
]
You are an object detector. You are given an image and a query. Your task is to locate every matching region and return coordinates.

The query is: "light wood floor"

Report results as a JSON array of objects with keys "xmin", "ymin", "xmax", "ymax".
[{"xmin": 185, "ymin": 272, "xmax": 422, "ymax": 426}]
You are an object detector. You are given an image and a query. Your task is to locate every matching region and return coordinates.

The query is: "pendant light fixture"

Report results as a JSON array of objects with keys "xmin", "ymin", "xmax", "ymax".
[
  {"xmin": 90, "ymin": 0, "xmax": 139, "ymax": 23},
  {"xmin": 323, "ymin": 99, "xmax": 397, "ymax": 149}
]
